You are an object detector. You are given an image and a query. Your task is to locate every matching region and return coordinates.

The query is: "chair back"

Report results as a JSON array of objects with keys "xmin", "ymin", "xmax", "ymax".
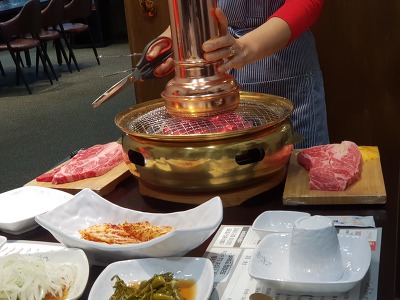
[
  {"xmin": 41, "ymin": 0, "xmax": 65, "ymax": 28},
  {"xmin": 0, "ymin": 0, "xmax": 41, "ymax": 39},
  {"xmin": 63, "ymin": 0, "xmax": 92, "ymax": 21}
]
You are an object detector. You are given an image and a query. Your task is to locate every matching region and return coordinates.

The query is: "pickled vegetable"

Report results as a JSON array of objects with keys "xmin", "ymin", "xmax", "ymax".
[{"xmin": 109, "ymin": 273, "xmax": 184, "ymax": 300}]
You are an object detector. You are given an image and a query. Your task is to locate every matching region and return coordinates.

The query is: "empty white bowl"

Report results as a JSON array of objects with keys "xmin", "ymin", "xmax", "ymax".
[
  {"xmin": 0, "ymin": 186, "xmax": 72, "ymax": 234},
  {"xmin": 0, "ymin": 236, "xmax": 6, "ymax": 248},
  {"xmin": 289, "ymin": 215, "xmax": 344, "ymax": 282},
  {"xmin": 252, "ymin": 211, "xmax": 310, "ymax": 238}
]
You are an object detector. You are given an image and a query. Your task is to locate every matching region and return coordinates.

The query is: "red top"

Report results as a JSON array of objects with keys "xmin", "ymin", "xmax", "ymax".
[{"xmin": 271, "ymin": 0, "xmax": 324, "ymax": 44}]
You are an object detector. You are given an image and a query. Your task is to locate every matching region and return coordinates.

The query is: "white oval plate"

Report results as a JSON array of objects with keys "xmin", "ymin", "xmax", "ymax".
[
  {"xmin": 252, "ymin": 210, "xmax": 310, "ymax": 238},
  {"xmin": 249, "ymin": 233, "xmax": 371, "ymax": 295},
  {"xmin": 35, "ymin": 188, "xmax": 223, "ymax": 265},
  {"xmin": 0, "ymin": 243, "xmax": 89, "ymax": 300},
  {"xmin": 0, "ymin": 186, "xmax": 73, "ymax": 234},
  {"xmin": 89, "ymin": 257, "xmax": 214, "ymax": 300}
]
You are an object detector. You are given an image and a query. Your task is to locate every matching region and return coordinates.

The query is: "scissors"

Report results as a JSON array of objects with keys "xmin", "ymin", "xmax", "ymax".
[{"xmin": 92, "ymin": 37, "xmax": 173, "ymax": 108}]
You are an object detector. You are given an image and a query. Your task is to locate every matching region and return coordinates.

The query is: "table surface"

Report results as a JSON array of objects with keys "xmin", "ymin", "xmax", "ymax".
[{"xmin": 1, "ymin": 169, "xmax": 399, "ymax": 299}]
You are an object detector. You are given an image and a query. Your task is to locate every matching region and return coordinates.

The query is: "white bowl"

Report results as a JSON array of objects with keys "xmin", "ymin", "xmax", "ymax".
[
  {"xmin": 35, "ymin": 188, "xmax": 223, "ymax": 265},
  {"xmin": 249, "ymin": 233, "xmax": 371, "ymax": 295},
  {"xmin": 0, "ymin": 240, "xmax": 65, "ymax": 256},
  {"xmin": 30, "ymin": 248, "xmax": 89, "ymax": 300},
  {"xmin": 252, "ymin": 210, "xmax": 310, "ymax": 238},
  {"xmin": 0, "ymin": 245, "xmax": 89, "ymax": 300},
  {"xmin": 0, "ymin": 236, "xmax": 6, "ymax": 248},
  {"xmin": 0, "ymin": 186, "xmax": 73, "ymax": 234},
  {"xmin": 88, "ymin": 257, "xmax": 214, "ymax": 300}
]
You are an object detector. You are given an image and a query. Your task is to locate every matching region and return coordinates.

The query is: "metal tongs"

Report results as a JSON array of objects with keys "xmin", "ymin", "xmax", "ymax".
[{"xmin": 92, "ymin": 37, "xmax": 173, "ymax": 108}]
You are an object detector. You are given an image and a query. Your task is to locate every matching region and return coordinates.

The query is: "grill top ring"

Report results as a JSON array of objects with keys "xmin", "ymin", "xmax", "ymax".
[{"xmin": 115, "ymin": 91, "xmax": 294, "ymax": 142}]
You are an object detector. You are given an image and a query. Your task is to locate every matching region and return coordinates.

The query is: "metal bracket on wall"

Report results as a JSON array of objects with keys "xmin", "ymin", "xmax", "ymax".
[{"xmin": 139, "ymin": 0, "xmax": 157, "ymax": 17}]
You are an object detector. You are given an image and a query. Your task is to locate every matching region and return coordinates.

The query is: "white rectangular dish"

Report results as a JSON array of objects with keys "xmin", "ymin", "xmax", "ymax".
[
  {"xmin": 0, "ymin": 186, "xmax": 73, "ymax": 234},
  {"xmin": 35, "ymin": 188, "xmax": 223, "ymax": 265},
  {"xmin": 248, "ymin": 233, "xmax": 371, "ymax": 294},
  {"xmin": 89, "ymin": 257, "xmax": 214, "ymax": 300}
]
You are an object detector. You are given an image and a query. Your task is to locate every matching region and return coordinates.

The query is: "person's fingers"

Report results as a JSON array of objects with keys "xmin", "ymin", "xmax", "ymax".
[
  {"xmin": 147, "ymin": 46, "xmax": 161, "ymax": 59},
  {"xmin": 201, "ymin": 7, "xmax": 249, "ymax": 73},
  {"xmin": 217, "ymin": 56, "xmax": 245, "ymax": 73},
  {"xmin": 216, "ymin": 59, "xmax": 236, "ymax": 73},
  {"xmin": 202, "ymin": 7, "xmax": 231, "ymax": 55},
  {"xmin": 203, "ymin": 35, "xmax": 235, "ymax": 60},
  {"xmin": 214, "ymin": 7, "xmax": 229, "ymax": 35},
  {"xmin": 153, "ymin": 57, "xmax": 174, "ymax": 77},
  {"xmin": 217, "ymin": 40, "xmax": 247, "ymax": 73},
  {"xmin": 146, "ymin": 40, "xmax": 170, "ymax": 59}
]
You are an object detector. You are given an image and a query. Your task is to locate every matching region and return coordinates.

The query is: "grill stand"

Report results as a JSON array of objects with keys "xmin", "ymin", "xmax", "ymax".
[{"xmin": 128, "ymin": 163, "xmax": 287, "ymax": 207}]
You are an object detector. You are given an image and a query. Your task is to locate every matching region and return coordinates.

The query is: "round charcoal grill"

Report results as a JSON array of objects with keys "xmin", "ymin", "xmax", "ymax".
[
  {"xmin": 116, "ymin": 92, "xmax": 294, "ymax": 142},
  {"xmin": 116, "ymin": 92, "xmax": 297, "ymax": 199}
]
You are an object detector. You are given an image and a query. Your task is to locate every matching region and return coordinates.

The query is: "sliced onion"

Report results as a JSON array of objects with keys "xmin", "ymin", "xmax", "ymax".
[{"xmin": 0, "ymin": 253, "xmax": 77, "ymax": 300}]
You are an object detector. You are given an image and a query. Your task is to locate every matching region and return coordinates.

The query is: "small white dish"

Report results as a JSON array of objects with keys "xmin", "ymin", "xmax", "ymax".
[
  {"xmin": 249, "ymin": 233, "xmax": 371, "ymax": 295},
  {"xmin": 0, "ymin": 240, "xmax": 65, "ymax": 256},
  {"xmin": 88, "ymin": 257, "xmax": 214, "ymax": 300},
  {"xmin": 0, "ymin": 245, "xmax": 89, "ymax": 300},
  {"xmin": 35, "ymin": 188, "xmax": 223, "ymax": 265},
  {"xmin": 0, "ymin": 236, "xmax": 6, "ymax": 248},
  {"xmin": 252, "ymin": 211, "xmax": 310, "ymax": 238},
  {"xmin": 0, "ymin": 186, "xmax": 73, "ymax": 234}
]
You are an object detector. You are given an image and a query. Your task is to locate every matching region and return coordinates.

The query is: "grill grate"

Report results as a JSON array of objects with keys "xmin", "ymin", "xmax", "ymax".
[{"xmin": 127, "ymin": 100, "xmax": 291, "ymax": 135}]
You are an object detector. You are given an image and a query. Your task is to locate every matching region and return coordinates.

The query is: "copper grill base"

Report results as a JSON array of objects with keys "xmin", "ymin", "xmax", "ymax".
[{"xmin": 134, "ymin": 167, "xmax": 287, "ymax": 207}]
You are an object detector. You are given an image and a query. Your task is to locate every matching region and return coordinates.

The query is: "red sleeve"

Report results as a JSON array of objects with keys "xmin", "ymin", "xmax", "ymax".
[{"xmin": 270, "ymin": 0, "xmax": 324, "ymax": 44}]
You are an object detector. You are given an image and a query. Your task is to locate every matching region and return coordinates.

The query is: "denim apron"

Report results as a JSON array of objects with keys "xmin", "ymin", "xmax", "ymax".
[{"xmin": 218, "ymin": 0, "xmax": 329, "ymax": 148}]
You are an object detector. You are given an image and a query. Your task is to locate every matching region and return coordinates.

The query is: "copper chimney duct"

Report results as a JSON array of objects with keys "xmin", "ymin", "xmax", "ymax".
[{"xmin": 162, "ymin": 0, "xmax": 240, "ymax": 117}]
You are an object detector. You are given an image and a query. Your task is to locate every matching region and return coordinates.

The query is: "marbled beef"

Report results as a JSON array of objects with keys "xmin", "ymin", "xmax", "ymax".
[
  {"xmin": 36, "ymin": 142, "xmax": 127, "ymax": 184},
  {"xmin": 297, "ymin": 141, "xmax": 362, "ymax": 191}
]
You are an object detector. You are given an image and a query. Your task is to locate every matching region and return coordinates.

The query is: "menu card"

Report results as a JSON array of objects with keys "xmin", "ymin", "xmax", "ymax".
[{"xmin": 204, "ymin": 225, "xmax": 381, "ymax": 300}]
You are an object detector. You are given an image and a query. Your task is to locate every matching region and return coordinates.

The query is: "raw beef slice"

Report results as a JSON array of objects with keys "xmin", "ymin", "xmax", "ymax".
[
  {"xmin": 36, "ymin": 142, "xmax": 127, "ymax": 184},
  {"xmin": 297, "ymin": 141, "xmax": 362, "ymax": 191}
]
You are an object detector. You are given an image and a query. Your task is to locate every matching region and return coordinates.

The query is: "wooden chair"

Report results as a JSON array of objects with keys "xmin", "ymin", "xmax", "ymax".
[
  {"xmin": 0, "ymin": 59, "xmax": 5, "ymax": 76},
  {"xmin": 60, "ymin": 0, "xmax": 100, "ymax": 69},
  {"xmin": 37, "ymin": 0, "xmax": 75, "ymax": 75},
  {"xmin": 0, "ymin": 0, "xmax": 54, "ymax": 94}
]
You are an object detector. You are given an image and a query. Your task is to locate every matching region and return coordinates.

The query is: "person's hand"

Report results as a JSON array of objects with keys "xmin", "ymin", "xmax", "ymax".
[
  {"xmin": 151, "ymin": 58, "xmax": 174, "ymax": 77},
  {"xmin": 202, "ymin": 8, "xmax": 292, "ymax": 74},
  {"xmin": 202, "ymin": 7, "xmax": 248, "ymax": 73},
  {"xmin": 146, "ymin": 33, "xmax": 174, "ymax": 77}
]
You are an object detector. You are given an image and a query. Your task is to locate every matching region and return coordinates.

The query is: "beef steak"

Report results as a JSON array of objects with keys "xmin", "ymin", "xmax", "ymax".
[
  {"xmin": 297, "ymin": 141, "xmax": 362, "ymax": 191},
  {"xmin": 36, "ymin": 142, "xmax": 127, "ymax": 184}
]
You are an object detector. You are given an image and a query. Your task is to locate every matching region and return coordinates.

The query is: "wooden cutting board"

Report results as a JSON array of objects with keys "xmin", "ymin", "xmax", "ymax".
[
  {"xmin": 25, "ymin": 162, "xmax": 132, "ymax": 196},
  {"xmin": 283, "ymin": 147, "xmax": 387, "ymax": 205}
]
